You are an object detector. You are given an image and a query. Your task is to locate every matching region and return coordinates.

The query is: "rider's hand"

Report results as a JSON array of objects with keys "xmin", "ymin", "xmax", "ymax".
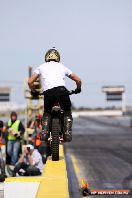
[{"xmin": 75, "ymin": 88, "xmax": 81, "ymax": 94}]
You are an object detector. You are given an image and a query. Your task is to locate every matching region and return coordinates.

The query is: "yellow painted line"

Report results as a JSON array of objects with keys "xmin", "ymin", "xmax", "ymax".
[
  {"xmin": 5, "ymin": 177, "xmax": 44, "ymax": 182},
  {"xmin": 36, "ymin": 145, "xmax": 69, "ymax": 198},
  {"xmin": 71, "ymin": 154, "xmax": 79, "ymax": 176},
  {"xmin": 71, "ymin": 155, "xmax": 83, "ymax": 197},
  {"xmin": 71, "ymin": 155, "xmax": 90, "ymax": 198}
]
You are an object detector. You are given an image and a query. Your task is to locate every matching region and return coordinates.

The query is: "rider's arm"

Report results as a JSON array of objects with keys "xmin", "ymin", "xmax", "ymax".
[
  {"xmin": 69, "ymin": 73, "xmax": 82, "ymax": 89},
  {"xmin": 28, "ymin": 73, "xmax": 39, "ymax": 91}
]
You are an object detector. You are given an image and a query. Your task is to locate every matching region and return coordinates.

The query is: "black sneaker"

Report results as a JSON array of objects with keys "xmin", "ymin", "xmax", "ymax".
[
  {"xmin": 18, "ymin": 171, "xmax": 26, "ymax": 176},
  {"xmin": 0, "ymin": 174, "xmax": 6, "ymax": 182},
  {"xmin": 63, "ymin": 131, "xmax": 72, "ymax": 142}
]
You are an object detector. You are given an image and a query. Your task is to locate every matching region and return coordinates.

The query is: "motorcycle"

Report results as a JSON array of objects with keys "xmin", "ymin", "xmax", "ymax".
[{"xmin": 32, "ymin": 90, "xmax": 77, "ymax": 161}]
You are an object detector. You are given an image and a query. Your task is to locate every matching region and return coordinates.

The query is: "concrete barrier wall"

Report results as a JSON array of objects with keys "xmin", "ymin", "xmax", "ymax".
[{"xmin": 72, "ymin": 110, "xmax": 123, "ymax": 117}]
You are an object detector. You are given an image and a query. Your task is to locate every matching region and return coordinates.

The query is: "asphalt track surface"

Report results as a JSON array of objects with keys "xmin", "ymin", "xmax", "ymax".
[{"xmin": 65, "ymin": 116, "xmax": 132, "ymax": 198}]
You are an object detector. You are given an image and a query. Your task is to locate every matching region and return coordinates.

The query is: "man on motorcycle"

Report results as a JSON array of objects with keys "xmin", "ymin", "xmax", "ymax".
[{"xmin": 28, "ymin": 48, "xmax": 82, "ymax": 142}]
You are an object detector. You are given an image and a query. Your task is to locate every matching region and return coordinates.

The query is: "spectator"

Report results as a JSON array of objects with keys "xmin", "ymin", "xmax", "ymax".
[
  {"xmin": 6, "ymin": 111, "xmax": 25, "ymax": 165},
  {"xmin": 0, "ymin": 120, "xmax": 7, "ymax": 181},
  {"xmin": 32, "ymin": 115, "xmax": 50, "ymax": 164},
  {"xmin": 12, "ymin": 144, "xmax": 43, "ymax": 176},
  {"xmin": 24, "ymin": 119, "xmax": 35, "ymax": 144},
  {"xmin": 32, "ymin": 115, "xmax": 42, "ymax": 148}
]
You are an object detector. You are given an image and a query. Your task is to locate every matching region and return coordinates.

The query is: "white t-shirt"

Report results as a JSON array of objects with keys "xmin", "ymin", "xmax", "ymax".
[
  {"xmin": 33, "ymin": 61, "xmax": 72, "ymax": 91},
  {"xmin": 31, "ymin": 149, "xmax": 43, "ymax": 173}
]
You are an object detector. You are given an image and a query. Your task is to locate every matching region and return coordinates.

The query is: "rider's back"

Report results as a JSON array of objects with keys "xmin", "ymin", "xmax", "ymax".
[
  {"xmin": 30, "ymin": 48, "xmax": 81, "ymax": 144},
  {"xmin": 34, "ymin": 61, "xmax": 72, "ymax": 91}
]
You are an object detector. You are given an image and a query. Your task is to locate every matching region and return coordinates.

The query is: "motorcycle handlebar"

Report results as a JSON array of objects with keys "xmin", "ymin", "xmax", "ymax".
[
  {"xmin": 68, "ymin": 90, "xmax": 76, "ymax": 95},
  {"xmin": 33, "ymin": 89, "xmax": 77, "ymax": 96}
]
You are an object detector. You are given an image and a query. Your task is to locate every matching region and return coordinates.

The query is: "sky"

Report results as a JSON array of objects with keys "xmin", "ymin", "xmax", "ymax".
[{"xmin": 0, "ymin": 0, "xmax": 132, "ymax": 108}]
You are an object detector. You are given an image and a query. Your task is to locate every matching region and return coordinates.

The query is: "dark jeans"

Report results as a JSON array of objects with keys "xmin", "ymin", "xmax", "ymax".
[
  {"xmin": 44, "ymin": 86, "xmax": 71, "ymax": 113},
  {"xmin": 7, "ymin": 140, "xmax": 20, "ymax": 165},
  {"xmin": 0, "ymin": 149, "xmax": 5, "ymax": 175},
  {"xmin": 13, "ymin": 162, "xmax": 41, "ymax": 176}
]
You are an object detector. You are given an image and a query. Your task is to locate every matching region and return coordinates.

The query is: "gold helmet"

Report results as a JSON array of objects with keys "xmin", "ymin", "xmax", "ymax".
[{"xmin": 45, "ymin": 48, "xmax": 60, "ymax": 62}]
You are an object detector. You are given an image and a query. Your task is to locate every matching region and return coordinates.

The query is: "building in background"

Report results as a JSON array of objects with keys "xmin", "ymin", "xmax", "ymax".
[{"xmin": 0, "ymin": 86, "xmax": 25, "ymax": 113}]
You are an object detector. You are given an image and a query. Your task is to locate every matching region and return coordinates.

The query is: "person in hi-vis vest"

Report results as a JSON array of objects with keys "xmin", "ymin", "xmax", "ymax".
[{"xmin": 6, "ymin": 112, "xmax": 25, "ymax": 165}]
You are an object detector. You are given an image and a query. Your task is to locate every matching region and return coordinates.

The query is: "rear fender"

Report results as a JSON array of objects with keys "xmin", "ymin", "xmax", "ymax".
[{"xmin": 51, "ymin": 106, "xmax": 61, "ymax": 118}]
